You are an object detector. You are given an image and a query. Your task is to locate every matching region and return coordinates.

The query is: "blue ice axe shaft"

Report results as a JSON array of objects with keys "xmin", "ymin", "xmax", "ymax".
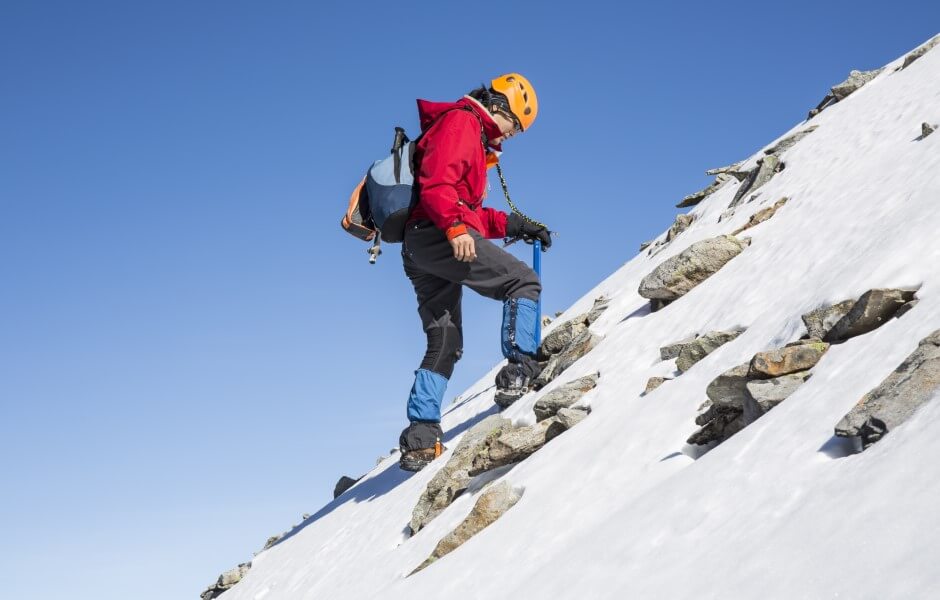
[{"xmin": 533, "ymin": 239, "xmax": 542, "ymax": 344}]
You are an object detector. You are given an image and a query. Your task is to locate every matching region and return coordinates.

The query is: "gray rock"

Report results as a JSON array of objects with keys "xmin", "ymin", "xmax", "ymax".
[
  {"xmin": 333, "ymin": 475, "xmax": 359, "ymax": 499},
  {"xmin": 638, "ymin": 235, "xmax": 748, "ymax": 301},
  {"xmin": 261, "ymin": 533, "xmax": 284, "ymax": 552},
  {"xmin": 802, "ymin": 299, "xmax": 856, "ymax": 340},
  {"xmin": 688, "ymin": 407, "xmax": 746, "ymax": 446},
  {"xmin": 898, "ymin": 36, "xmax": 940, "ymax": 70},
  {"xmin": 831, "ymin": 69, "xmax": 882, "ymax": 101},
  {"xmin": 643, "ymin": 376, "xmax": 672, "ymax": 395},
  {"xmin": 676, "ymin": 330, "xmax": 744, "ymax": 373},
  {"xmin": 835, "ymin": 330, "xmax": 940, "ymax": 449},
  {"xmin": 533, "ymin": 372, "xmax": 600, "ymax": 421},
  {"xmin": 639, "ymin": 240, "xmax": 653, "ymax": 251},
  {"xmin": 555, "ymin": 406, "xmax": 590, "ymax": 429},
  {"xmin": 541, "ymin": 315, "xmax": 553, "ymax": 328},
  {"xmin": 764, "ymin": 127, "xmax": 819, "ymax": 156},
  {"xmin": 749, "ymin": 340, "xmax": 829, "ymax": 378},
  {"xmin": 705, "ymin": 162, "xmax": 747, "ymax": 179},
  {"xmin": 410, "ymin": 415, "xmax": 513, "ymax": 534},
  {"xmin": 744, "ymin": 371, "xmax": 812, "ymax": 423},
  {"xmin": 825, "ymin": 288, "xmax": 917, "ymax": 343},
  {"xmin": 665, "ymin": 214, "xmax": 695, "ymax": 243},
  {"xmin": 538, "ymin": 318, "xmax": 588, "ymax": 359},
  {"xmin": 584, "ymin": 296, "xmax": 611, "ymax": 325},
  {"xmin": 676, "ymin": 174, "xmax": 733, "ymax": 208},
  {"xmin": 411, "ymin": 481, "xmax": 522, "ymax": 575},
  {"xmin": 470, "ymin": 417, "xmax": 564, "ymax": 475},
  {"xmin": 650, "ymin": 299, "xmax": 672, "ymax": 312},
  {"xmin": 731, "ymin": 197, "xmax": 789, "ymax": 235},
  {"xmin": 919, "ymin": 122, "xmax": 936, "ymax": 140},
  {"xmin": 894, "ymin": 299, "xmax": 919, "ymax": 319},
  {"xmin": 534, "ymin": 330, "xmax": 602, "ymax": 389},
  {"xmin": 729, "ymin": 155, "xmax": 783, "ymax": 209},
  {"xmin": 661, "ymin": 336, "xmax": 698, "ymax": 361},
  {"xmin": 201, "ymin": 563, "xmax": 252, "ymax": 600},
  {"xmin": 706, "ymin": 363, "xmax": 752, "ymax": 409}
]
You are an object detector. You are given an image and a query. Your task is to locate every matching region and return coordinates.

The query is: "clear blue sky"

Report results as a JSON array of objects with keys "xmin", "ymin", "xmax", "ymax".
[{"xmin": 1, "ymin": 1, "xmax": 936, "ymax": 598}]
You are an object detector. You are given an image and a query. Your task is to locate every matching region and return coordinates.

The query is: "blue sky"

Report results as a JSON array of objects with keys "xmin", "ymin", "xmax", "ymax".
[{"xmin": 1, "ymin": 1, "xmax": 937, "ymax": 598}]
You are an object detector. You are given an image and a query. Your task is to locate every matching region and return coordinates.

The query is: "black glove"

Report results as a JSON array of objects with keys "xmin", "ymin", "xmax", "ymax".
[{"xmin": 506, "ymin": 213, "xmax": 552, "ymax": 248}]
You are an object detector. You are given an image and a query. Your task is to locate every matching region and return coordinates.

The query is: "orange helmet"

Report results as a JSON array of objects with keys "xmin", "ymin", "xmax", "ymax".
[{"xmin": 490, "ymin": 73, "xmax": 538, "ymax": 131}]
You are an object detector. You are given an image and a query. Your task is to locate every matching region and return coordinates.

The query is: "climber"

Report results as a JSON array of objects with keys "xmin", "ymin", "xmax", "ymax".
[{"xmin": 398, "ymin": 73, "xmax": 553, "ymax": 472}]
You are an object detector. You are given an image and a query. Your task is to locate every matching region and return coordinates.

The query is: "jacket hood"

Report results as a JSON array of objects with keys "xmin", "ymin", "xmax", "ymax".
[{"xmin": 416, "ymin": 97, "xmax": 504, "ymax": 151}]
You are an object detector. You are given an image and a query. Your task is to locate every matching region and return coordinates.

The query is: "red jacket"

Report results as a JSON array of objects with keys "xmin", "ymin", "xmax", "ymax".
[{"xmin": 409, "ymin": 97, "xmax": 508, "ymax": 240}]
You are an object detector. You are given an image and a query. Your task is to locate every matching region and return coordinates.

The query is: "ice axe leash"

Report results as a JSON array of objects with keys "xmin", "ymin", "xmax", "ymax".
[{"xmin": 495, "ymin": 162, "xmax": 551, "ymax": 344}]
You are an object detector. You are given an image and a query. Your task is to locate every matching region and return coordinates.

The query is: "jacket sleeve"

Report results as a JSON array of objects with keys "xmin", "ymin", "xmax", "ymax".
[
  {"xmin": 478, "ymin": 207, "xmax": 508, "ymax": 239},
  {"xmin": 415, "ymin": 114, "xmax": 479, "ymax": 239}
]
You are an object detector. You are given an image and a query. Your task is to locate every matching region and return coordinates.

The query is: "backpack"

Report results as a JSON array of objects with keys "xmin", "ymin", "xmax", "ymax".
[{"xmin": 341, "ymin": 107, "xmax": 485, "ymax": 263}]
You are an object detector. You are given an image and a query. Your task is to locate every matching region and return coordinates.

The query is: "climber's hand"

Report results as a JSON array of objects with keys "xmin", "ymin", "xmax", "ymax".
[{"xmin": 450, "ymin": 234, "xmax": 477, "ymax": 262}]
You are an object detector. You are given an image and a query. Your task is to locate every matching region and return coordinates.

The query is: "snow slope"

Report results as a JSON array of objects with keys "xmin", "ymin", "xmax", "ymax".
[{"xmin": 221, "ymin": 37, "xmax": 940, "ymax": 600}]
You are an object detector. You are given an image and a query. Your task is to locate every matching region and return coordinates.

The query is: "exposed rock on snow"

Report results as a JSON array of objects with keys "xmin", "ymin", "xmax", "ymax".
[
  {"xmin": 201, "ymin": 563, "xmax": 251, "ymax": 600},
  {"xmin": 918, "ymin": 122, "xmax": 936, "ymax": 140},
  {"xmin": 643, "ymin": 376, "xmax": 671, "ymax": 395},
  {"xmin": 675, "ymin": 330, "xmax": 744, "ymax": 373},
  {"xmin": 895, "ymin": 299, "xmax": 919, "ymax": 319},
  {"xmin": 744, "ymin": 372, "xmax": 812, "ymax": 423},
  {"xmin": 705, "ymin": 162, "xmax": 748, "ymax": 180},
  {"xmin": 836, "ymin": 330, "xmax": 940, "ymax": 449},
  {"xmin": 584, "ymin": 296, "xmax": 611, "ymax": 325},
  {"xmin": 333, "ymin": 475, "xmax": 359, "ymax": 499},
  {"xmin": 533, "ymin": 372, "xmax": 600, "ymax": 421},
  {"xmin": 802, "ymin": 299, "xmax": 856, "ymax": 340},
  {"xmin": 555, "ymin": 406, "xmax": 590, "ymax": 429},
  {"xmin": 749, "ymin": 340, "xmax": 829, "ymax": 378},
  {"xmin": 675, "ymin": 173, "xmax": 733, "ymax": 208},
  {"xmin": 638, "ymin": 235, "xmax": 749, "ymax": 302},
  {"xmin": 411, "ymin": 415, "xmax": 513, "ymax": 534},
  {"xmin": 538, "ymin": 319, "xmax": 587, "ymax": 359},
  {"xmin": 809, "ymin": 69, "xmax": 883, "ymax": 118},
  {"xmin": 898, "ymin": 35, "xmax": 940, "ymax": 70},
  {"xmin": 665, "ymin": 214, "xmax": 695, "ymax": 243},
  {"xmin": 411, "ymin": 481, "xmax": 522, "ymax": 575},
  {"xmin": 534, "ymin": 330, "xmax": 603, "ymax": 389},
  {"xmin": 639, "ymin": 240, "xmax": 653, "ymax": 251},
  {"xmin": 764, "ymin": 126, "xmax": 819, "ymax": 156},
  {"xmin": 729, "ymin": 155, "xmax": 784, "ymax": 208},
  {"xmin": 660, "ymin": 336, "xmax": 698, "ymax": 361},
  {"xmin": 732, "ymin": 197, "xmax": 789, "ymax": 235},
  {"xmin": 825, "ymin": 288, "xmax": 917, "ymax": 343},
  {"xmin": 469, "ymin": 416, "xmax": 574, "ymax": 476}
]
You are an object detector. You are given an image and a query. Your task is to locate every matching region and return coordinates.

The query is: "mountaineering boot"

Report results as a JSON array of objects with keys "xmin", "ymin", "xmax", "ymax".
[
  {"xmin": 494, "ymin": 354, "xmax": 543, "ymax": 408},
  {"xmin": 399, "ymin": 422, "xmax": 446, "ymax": 472},
  {"xmin": 399, "ymin": 438, "xmax": 446, "ymax": 472}
]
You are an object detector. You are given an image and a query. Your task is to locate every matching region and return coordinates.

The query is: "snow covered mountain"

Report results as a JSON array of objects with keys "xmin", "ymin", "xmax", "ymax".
[{"xmin": 208, "ymin": 35, "xmax": 940, "ymax": 599}]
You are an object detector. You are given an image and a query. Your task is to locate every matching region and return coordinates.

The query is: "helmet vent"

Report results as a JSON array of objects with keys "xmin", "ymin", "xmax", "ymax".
[{"xmin": 524, "ymin": 107, "xmax": 532, "ymax": 115}]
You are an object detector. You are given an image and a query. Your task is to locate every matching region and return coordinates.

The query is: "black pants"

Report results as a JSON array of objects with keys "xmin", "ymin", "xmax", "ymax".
[{"xmin": 403, "ymin": 220, "xmax": 541, "ymax": 379}]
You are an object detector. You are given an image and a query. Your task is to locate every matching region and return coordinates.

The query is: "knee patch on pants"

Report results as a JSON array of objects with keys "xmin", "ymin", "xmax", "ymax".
[{"xmin": 420, "ymin": 312, "xmax": 463, "ymax": 379}]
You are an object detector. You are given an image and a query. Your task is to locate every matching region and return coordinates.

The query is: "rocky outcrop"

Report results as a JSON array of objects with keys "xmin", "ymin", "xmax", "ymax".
[
  {"xmin": 749, "ymin": 340, "xmax": 829, "ymax": 378},
  {"xmin": 729, "ymin": 155, "xmax": 784, "ymax": 208},
  {"xmin": 836, "ymin": 330, "xmax": 940, "ymax": 449},
  {"xmin": 333, "ymin": 475, "xmax": 360, "ymax": 499},
  {"xmin": 732, "ymin": 197, "xmax": 789, "ymax": 235},
  {"xmin": 643, "ymin": 377, "xmax": 671, "ymax": 395},
  {"xmin": 534, "ymin": 330, "xmax": 602, "ymax": 389},
  {"xmin": 411, "ymin": 415, "xmax": 513, "ymax": 534},
  {"xmin": 897, "ymin": 35, "xmax": 940, "ymax": 70},
  {"xmin": 763, "ymin": 127, "xmax": 818, "ymax": 156},
  {"xmin": 469, "ymin": 418, "xmax": 560, "ymax": 475},
  {"xmin": 665, "ymin": 214, "xmax": 695, "ymax": 243},
  {"xmin": 201, "ymin": 563, "xmax": 251, "ymax": 600},
  {"xmin": 802, "ymin": 299, "xmax": 856, "ymax": 340},
  {"xmin": 705, "ymin": 162, "xmax": 749, "ymax": 181},
  {"xmin": 533, "ymin": 372, "xmax": 600, "ymax": 421},
  {"xmin": 744, "ymin": 372, "xmax": 812, "ymax": 423},
  {"xmin": 660, "ymin": 336, "xmax": 698, "ymax": 361},
  {"xmin": 556, "ymin": 407, "xmax": 590, "ymax": 429},
  {"xmin": 676, "ymin": 173, "xmax": 733, "ymax": 208},
  {"xmin": 675, "ymin": 330, "xmax": 744, "ymax": 373},
  {"xmin": 825, "ymin": 288, "xmax": 917, "ymax": 343},
  {"xmin": 537, "ymin": 297, "xmax": 609, "ymax": 360},
  {"xmin": 917, "ymin": 122, "xmax": 936, "ymax": 140},
  {"xmin": 638, "ymin": 235, "xmax": 749, "ymax": 304},
  {"xmin": 809, "ymin": 69, "xmax": 883, "ymax": 118},
  {"xmin": 411, "ymin": 481, "xmax": 522, "ymax": 575},
  {"xmin": 689, "ymin": 339, "xmax": 830, "ymax": 445}
]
